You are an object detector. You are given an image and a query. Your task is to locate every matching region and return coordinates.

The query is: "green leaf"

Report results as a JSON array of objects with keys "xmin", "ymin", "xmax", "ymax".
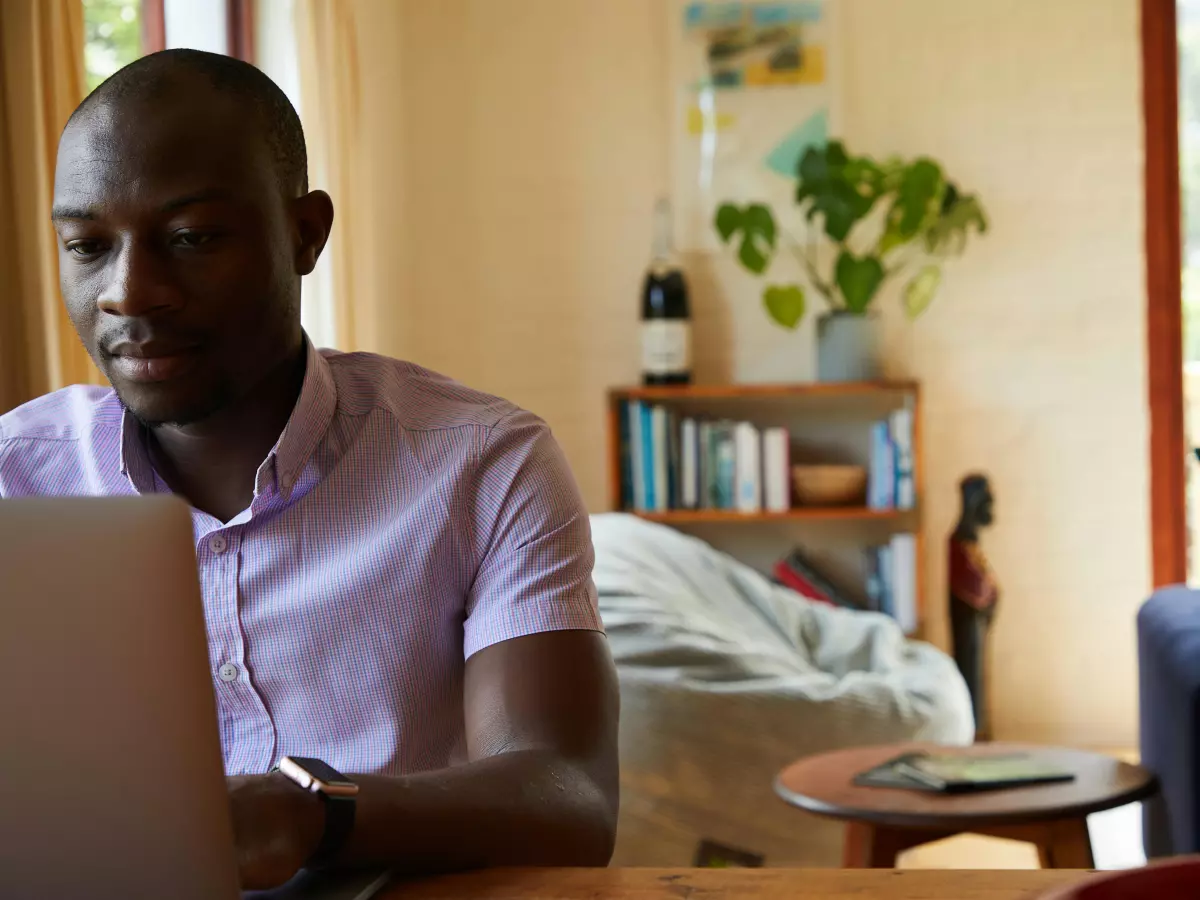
[
  {"xmin": 902, "ymin": 264, "xmax": 942, "ymax": 319},
  {"xmin": 714, "ymin": 202, "xmax": 777, "ymax": 274},
  {"xmin": 924, "ymin": 194, "xmax": 988, "ymax": 256},
  {"xmin": 714, "ymin": 204, "xmax": 742, "ymax": 243},
  {"xmin": 797, "ymin": 140, "xmax": 849, "ymax": 190},
  {"xmin": 763, "ymin": 284, "xmax": 806, "ymax": 330},
  {"xmin": 796, "ymin": 142, "xmax": 880, "ymax": 243},
  {"xmin": 835, "ymin": 251, "xmax": 885, "ymax": 314},
  {"xmin": 738, "ymin": 233, "xmax": 770, "ymax": 273},
  {"xmin": 880, "ymin": 158, "xmax": 945, "ymax": 254},
  {"xmin": 743, "ymin": 203, "xmax": 776, "ymax": 250}
]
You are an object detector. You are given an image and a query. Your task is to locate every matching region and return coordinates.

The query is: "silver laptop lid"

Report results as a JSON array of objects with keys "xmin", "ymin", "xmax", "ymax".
[{"xmin": 0, "ymin": 496, "xmax": 239, "ymax": 900}]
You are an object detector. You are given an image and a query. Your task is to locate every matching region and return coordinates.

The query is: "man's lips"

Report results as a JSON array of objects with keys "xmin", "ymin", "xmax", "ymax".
[{"xmin": 107, "ymin": 343, "xmax": 200, "ymax": 384}]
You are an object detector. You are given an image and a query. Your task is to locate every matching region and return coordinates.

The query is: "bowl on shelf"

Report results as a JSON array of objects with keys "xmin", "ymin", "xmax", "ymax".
[
  {"xmin": 790, "ymin": 465, "xmax": 868, "ymax": 507},
  {"xmin": 1037, "ymin": 856, "xmax": 1200, "ymax": 899}
]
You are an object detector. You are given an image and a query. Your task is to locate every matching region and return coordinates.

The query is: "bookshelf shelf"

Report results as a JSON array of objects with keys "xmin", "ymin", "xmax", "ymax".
[
  {"xmin": 612, "ymin": 381, "xmax": 918, "ymax": 402},
  {"xmin": 634, "ymin": 508, "xmax": 910, "ymax": 525},
  {"xmin": 605, "ymin": 380, "xmax": 926, "ymax": 631}
]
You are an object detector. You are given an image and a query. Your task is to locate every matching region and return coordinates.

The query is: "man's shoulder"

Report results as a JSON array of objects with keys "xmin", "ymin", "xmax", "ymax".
[
  {"xmin": 0, "ymin": 385, "xmax": 121, "ymax": 445},
  {"xmin": 321, "ymin": 349, "xmax": 536, "ymax": 436}
]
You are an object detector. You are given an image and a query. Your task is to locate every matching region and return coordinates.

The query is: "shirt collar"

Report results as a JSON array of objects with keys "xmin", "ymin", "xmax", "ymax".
[
  {"xmin": 118, "ymin": 337, "xmax": 338, "ymax": 501},
  {"xmin": 271, "ymin": 338, "xmax": 337, "ymax": 499}
]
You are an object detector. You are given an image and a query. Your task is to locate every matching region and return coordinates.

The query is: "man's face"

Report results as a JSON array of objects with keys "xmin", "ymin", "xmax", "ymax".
[{"xmin": 53, "ymin": 88, "xmax": 302, "ymax": 426}]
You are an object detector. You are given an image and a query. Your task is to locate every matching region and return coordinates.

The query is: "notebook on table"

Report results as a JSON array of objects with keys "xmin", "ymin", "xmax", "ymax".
[{"xmin": 854, "ymin": 752, "xmax": 1075, "ymax": 794}]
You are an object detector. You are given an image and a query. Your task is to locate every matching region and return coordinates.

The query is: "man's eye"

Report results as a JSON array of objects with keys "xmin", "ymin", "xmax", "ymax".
[
  {"xmin": 66, "ymin": 240, "xmax": 106, "ymax": 257},
  {"xmin": 172, "ymin": 231, "xmax": 219, "ymax": 248}
]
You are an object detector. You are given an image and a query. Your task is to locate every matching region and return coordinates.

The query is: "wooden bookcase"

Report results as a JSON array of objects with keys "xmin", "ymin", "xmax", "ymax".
[{"xmin": 605, "ymin": 381, "xmax": 926, "ymax": 627}]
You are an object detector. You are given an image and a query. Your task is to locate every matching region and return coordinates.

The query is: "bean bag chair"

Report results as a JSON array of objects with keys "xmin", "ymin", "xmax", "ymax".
[{"xmin": 592, "ymin": 514, "xmax": 974, "ymax": 866}]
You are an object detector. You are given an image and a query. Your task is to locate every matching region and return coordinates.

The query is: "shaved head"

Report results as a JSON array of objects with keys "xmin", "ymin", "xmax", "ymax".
[{"xmin": 72, "ymin": 48, "xmax": 308, "ymax": 195}]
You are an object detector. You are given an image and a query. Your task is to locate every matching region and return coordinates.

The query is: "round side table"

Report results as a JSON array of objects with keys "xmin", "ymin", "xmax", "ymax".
[{"xmin": 775, "ymin": 743, "xmax": 1158, "ymax": 868}]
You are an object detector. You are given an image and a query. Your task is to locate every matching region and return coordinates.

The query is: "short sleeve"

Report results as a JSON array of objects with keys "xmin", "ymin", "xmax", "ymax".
[{"xmin": 463, "ymin": 408, "xmax": 603, "ymax": 659}]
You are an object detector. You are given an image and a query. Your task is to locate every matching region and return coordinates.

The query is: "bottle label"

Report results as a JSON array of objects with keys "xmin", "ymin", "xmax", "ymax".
[{"xmin": 641, "ymin": 321, "xmax": 692, "ymax": 375}]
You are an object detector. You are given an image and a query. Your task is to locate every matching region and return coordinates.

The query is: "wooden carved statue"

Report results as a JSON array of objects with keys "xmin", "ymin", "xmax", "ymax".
[{"xmin": 949, "ymin": 473, "xmax": 999, "ymax": 741}]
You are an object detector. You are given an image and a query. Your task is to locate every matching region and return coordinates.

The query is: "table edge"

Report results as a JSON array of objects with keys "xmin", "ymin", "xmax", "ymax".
[{"xmin": 773, "ymin": 773, "xmax": 1160, "ymax": 829}]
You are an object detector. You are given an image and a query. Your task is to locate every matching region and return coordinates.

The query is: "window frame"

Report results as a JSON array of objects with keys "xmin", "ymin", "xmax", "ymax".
[{"xmin": 138, "ymin": 0, "xmax": 254, "ymax": 62}]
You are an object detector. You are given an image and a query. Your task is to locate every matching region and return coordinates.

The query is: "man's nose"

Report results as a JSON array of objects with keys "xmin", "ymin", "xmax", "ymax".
[{"xmin": 96, "ymin": 241, "xmax": 184, "ymax": 317}]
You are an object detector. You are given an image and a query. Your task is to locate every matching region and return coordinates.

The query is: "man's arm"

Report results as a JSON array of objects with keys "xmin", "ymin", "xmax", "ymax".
[
  {"xmin": 342, "ymin": 629, "xmax": 619, "ymax": 870},
  {"xmin": 231, "ymin": 630, "xmax": 618, "ymax": 888}
]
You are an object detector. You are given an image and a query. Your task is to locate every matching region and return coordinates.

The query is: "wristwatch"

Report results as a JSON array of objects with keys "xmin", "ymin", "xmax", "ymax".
[{"xmin": 274, "ymin": 756, "xmax": 360, "ymax": 868}]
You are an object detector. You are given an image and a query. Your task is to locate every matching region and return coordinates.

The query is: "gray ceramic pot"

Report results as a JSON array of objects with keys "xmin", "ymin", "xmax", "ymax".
[{"xmin": 816, "ymin": 311, "xmax": 882, "ymax": 382}]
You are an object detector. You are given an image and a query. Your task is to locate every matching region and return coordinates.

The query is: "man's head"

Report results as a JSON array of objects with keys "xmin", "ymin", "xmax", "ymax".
[{"xmin": 53, "ymin": 49, "xmax": 334, "ymax": 427}]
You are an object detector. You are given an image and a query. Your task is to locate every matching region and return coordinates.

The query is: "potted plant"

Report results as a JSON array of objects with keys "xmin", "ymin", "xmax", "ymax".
[{"xmin": 715, "ymin": 141, "xmax": 988, "ymax": 381}]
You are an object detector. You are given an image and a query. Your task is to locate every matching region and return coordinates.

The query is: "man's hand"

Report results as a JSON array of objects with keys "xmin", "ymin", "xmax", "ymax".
[{"xmin": 227, "ymin": 773, "xmax": 324, "ymax": 890}]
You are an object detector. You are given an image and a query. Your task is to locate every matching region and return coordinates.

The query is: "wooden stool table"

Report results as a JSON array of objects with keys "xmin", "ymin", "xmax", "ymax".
[{"xmin": 774, "ymin": 742, "xmax": 1157, "ymax": 869}]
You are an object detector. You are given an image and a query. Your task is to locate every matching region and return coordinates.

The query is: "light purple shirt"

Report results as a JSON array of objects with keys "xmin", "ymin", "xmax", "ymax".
[{"xmin": 0, "ymin": 342, "xmax": 602, "ymax": 775}]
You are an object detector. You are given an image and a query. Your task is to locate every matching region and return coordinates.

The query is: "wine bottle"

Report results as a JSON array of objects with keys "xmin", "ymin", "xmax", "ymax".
[{"xmin": 641, "ymin": 198, "xmax": 692, "ymax": 385}]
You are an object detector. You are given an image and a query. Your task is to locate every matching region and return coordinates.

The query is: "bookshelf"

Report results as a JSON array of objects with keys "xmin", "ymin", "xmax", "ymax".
[{"xmin": 606, "ymin": 381, "xmax": 925, "ymax": 629}]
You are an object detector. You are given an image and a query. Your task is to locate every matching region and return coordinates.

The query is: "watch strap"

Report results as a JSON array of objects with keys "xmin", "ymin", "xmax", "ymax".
[{"xmin": 308, "ymin": 792, "xmax": 356, "ymax": 869}]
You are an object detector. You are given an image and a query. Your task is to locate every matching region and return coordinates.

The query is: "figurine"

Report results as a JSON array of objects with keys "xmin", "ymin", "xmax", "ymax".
[{"xmin": 949, "ymin": 474, "xmax": 999, "ymax": 740}]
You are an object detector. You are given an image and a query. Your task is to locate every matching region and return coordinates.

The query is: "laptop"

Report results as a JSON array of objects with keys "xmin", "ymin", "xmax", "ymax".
[{"xmin": 0, "ymin": 497, "xmax": 389, "ymax": 900}]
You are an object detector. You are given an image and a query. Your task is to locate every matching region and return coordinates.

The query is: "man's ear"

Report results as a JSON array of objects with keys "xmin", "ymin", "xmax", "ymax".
[{"xmin": 292, "ymin": 190, "xmax": 335, "ymax": 276}]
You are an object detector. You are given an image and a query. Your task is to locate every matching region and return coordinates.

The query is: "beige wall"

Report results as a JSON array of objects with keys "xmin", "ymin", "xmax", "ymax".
[{"xmin": 347, "ymin": 0, "xmax": 1150, "ymax": 747}]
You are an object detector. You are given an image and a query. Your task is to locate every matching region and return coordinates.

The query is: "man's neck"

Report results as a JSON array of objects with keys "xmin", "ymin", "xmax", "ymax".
[{"xmin": 148, "ymin": 347, "xmax": 308, "ymax": 523}]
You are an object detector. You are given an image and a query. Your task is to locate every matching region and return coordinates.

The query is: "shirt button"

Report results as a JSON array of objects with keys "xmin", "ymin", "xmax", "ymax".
[
  {"xmin": 209, "ymin": 534, "xmax": 228, "ymax": 555},
  {"xmin": 218, "ymin": 663, "xmax": 239, "ymax": 682}
]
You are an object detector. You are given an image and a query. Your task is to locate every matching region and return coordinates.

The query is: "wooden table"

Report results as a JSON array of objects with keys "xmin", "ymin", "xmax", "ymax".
[
  {"xmin": 381, "ymin": 868, "xmax": 1088, "ymax": 899},
  {"xmin": 775, "ymin": 743, "xmax": 1158, "ymax": 869}
]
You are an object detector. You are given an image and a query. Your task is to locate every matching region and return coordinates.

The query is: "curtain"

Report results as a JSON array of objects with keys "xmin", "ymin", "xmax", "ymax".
[
  {"xmin": 0, "ymin": 0, "xmax": 101, "ymax": 414},
  {"xmin": 295, "ymin": 0, "xmax": 375, "ymax": 352}
]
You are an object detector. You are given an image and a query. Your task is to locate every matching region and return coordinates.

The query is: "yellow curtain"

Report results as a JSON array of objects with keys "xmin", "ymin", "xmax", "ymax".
[
  {"xmin": 295, "ymin": 0, "xmax": 373, "ymax": 352},
  {"xmin": 0, "ymin": 0, "xmax": 102, "ymax": 414}
]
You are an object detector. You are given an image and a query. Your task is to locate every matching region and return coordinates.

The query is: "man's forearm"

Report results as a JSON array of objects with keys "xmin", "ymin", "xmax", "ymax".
[{"xmin": 334, "ymin": 748, "xmax": 617, "ymax": 873}]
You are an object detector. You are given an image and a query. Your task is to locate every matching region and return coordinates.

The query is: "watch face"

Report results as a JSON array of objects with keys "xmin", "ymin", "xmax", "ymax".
[{"xmin": 283, "ymin": 757, "xmax": 355, "ymax": 788}]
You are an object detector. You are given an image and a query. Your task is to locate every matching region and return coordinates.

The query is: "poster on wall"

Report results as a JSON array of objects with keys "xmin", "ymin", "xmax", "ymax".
[{"xmin": 669, "ymin": 0, "xmax": 842, "ymax": 252}]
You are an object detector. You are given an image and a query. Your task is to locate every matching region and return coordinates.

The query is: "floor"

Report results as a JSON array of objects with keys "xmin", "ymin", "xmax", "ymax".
[{"xmin": 899, "ymin": 801, "xmax": 1145, "ymax": 870}]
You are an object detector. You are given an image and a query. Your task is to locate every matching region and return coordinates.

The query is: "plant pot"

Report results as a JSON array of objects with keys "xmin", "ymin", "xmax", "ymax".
[{"xmin": 816, "ymin": 311, "xmax": 882, "ymax": 383}]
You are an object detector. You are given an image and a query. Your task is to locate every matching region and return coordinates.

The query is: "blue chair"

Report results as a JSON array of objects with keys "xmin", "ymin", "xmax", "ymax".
[{"xmin": 1138, "ymin": 586, "xmax": 1200, "ymax": 856}]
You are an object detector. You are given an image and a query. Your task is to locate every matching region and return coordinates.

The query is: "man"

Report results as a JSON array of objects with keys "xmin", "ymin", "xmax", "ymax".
[{"xmin": 0, "ymin": 49, "xmax": 618, "ymax": 889}]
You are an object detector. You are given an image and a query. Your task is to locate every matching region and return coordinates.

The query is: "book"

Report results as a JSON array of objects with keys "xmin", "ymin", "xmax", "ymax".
[
  {"xmin": 890, "ymin": 533, "xmax": 918, "ymax": 634},
  {"xmin": 762, "ymin": 427, "xmax": 791, "ymax": 513},
  {"xmin": 698, "ymin": 421, "xmax": 714, "ymax": 509},
  {"xmin": 651, "ymin": 405, "xmax": 669, "ymax": 513},
  {"xmin": 640, "ymin": 403, "xmax": 656, "ymax": 512},
  {"xmin": 891, "ymin": 407, "xmax": 915, "ymax": 510},
  {"xmin": 868, "ymin": 420, "xmax": 895, "ymax": 510},
  {"xmin": 681, "ymin": 418, "xmax": 699, "ymax": 509},
  {"xmin": 620, "ymin": 402, "xmax": 635, "ymax": 510},
  {"xmin": 734, "ymin": 422, "xmax": 762, "ymax": 513},
  {"xmin": 667, "ymin": 409, "xmax": 681, "ymax": 510},
  {"xmin": 876, "ymin": 544, "xmax": 894, "ymax": 618},
  {"xmin": 863, "ymin": 546, "xmax": 884, "ymax": 613},
  {"xmin": 629, "ymin": 401, "xmax": 647, "ymax": 511},
  {"xmin": 779, "ymin": 548, "xmax": 859, "ymax": 609},
  {"xmin": 855, "ymin": 752, "xmax": 1074, "ymax": 794},
  {"xmin": 772, "ymin": 560, "xmax": 835, "ymax": 606},
  {"xmin": 713, "ymin": 422, "xmax": 736, "ymax": 510}
]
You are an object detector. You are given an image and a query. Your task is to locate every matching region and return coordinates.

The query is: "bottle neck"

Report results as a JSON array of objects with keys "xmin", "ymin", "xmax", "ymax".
[{"xmin": 651, "ymin": 198, "xmax": 675, "ymax": 270}]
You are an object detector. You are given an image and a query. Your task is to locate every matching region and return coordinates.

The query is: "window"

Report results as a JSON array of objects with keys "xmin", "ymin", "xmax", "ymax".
[
  {"xmin": 82, "ymin": 0, "xmax": 143, "ymax": 92},
  {"xmin": 83, "ymin": 0, "xmax": 252, "ymax": 95}
]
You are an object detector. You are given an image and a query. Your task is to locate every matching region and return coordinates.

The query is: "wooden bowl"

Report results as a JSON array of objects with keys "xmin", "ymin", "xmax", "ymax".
[
  {"xmin": 790, "ymin": 464, "xmax": 868, "ymax": 507},
  {"xmin": 1037, "ymin": 856, "xmax": 1200, "ymax": 898}
]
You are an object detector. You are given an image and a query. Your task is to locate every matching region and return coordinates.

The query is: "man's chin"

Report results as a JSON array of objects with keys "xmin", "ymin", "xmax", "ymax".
[{"xmin": 113, "ymin": 382, "xmax": 230, "ymax": 429}]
